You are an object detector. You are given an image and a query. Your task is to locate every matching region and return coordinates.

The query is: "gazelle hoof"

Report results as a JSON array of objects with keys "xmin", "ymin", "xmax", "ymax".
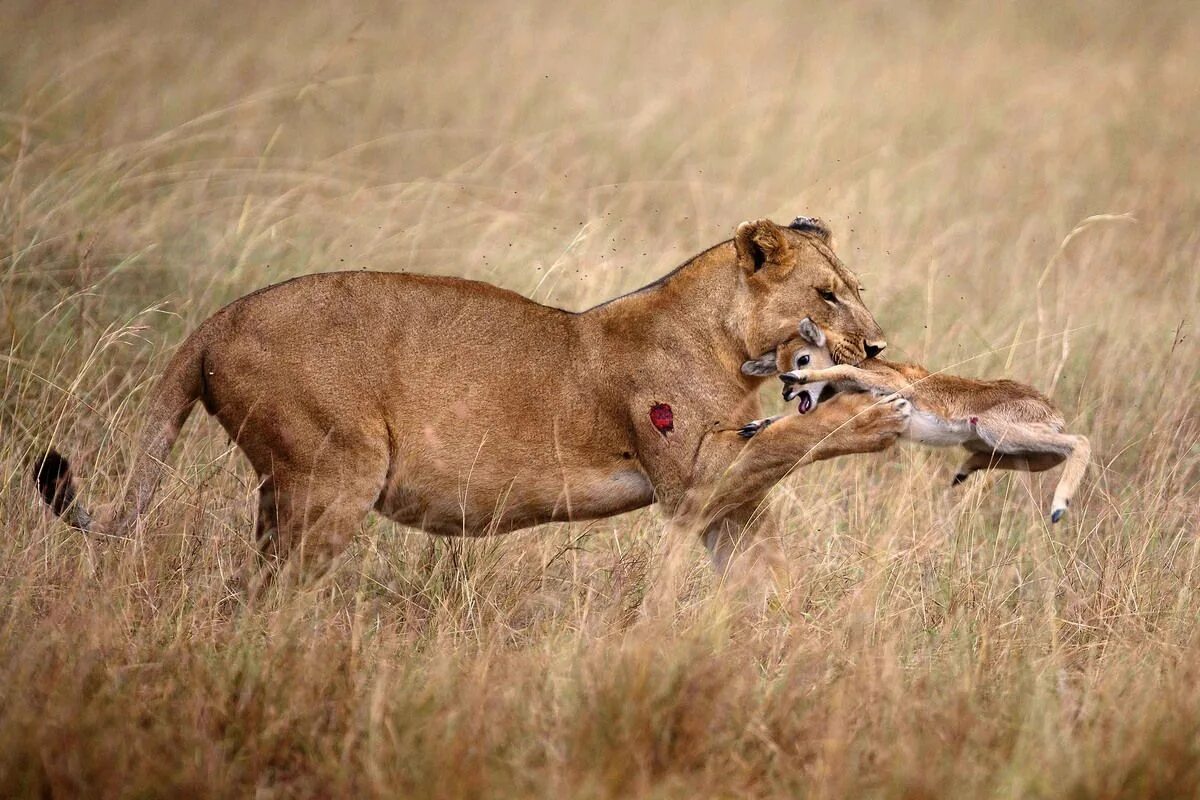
[
  {"xmin": 1051, "ymin": 508, "xmax": 1065, "ymax": 523},
  {"xmin": 738, "ymin": 418, "xmax": 771, "ymax": 438}
]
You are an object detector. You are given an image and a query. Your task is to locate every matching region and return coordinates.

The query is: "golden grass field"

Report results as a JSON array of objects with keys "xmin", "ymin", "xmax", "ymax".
[{"xmin": 2, "ymin": 1, "xmax": 1199, "ymax": 796}]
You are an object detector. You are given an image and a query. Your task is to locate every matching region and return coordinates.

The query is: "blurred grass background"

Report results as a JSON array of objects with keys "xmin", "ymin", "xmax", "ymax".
[{"xmin": 1, "ymin": 0, "xmax": 1198, "ymax": 797}]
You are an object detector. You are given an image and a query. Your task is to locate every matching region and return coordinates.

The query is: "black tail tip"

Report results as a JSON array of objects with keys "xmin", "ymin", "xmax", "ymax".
[{"xmin": 33, "ymin": 449, "xmax": 76, "ymax": 515}]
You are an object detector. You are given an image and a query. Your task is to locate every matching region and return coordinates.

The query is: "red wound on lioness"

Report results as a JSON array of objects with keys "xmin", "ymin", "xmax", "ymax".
[{"xmin": 649, "ymin": 403, "xmax": 674, "ymax": 435}]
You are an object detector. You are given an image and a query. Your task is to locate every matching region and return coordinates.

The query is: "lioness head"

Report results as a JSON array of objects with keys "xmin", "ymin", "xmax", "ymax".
[
  {"xmin": 732, "ymin": 217, "xmax": 885, "ymax": 366},
  {"xmin": 740, "ymin": 318, "xmax": 836, "ymax": 414}
]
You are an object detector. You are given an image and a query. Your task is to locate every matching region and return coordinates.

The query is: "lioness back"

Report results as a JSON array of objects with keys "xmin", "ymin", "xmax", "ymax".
[{"xmin": 204, "ymin": 271, "xmax": 574, "ymax": 433}]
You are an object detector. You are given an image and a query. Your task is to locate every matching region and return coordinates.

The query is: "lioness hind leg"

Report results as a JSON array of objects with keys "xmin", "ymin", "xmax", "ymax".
[
  {"xmin": 243, "ymin": 471, "xmax": 383, "ymax": 602},
  {"xmin": 255, "ymin": 478, "xmax": 279, "ymax": 558},
  {"xmin": 223, "ymin": 481, "xmax": 281, "ymax": 607}
]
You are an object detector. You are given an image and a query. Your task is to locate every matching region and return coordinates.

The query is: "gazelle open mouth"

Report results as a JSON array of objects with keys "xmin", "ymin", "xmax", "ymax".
[{"xmin": 797, "ymin": 392, "xmax": 814, "ymax": 414}]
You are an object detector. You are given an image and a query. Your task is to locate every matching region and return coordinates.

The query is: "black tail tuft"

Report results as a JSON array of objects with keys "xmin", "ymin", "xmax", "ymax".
[{"xmin": 33, "ymin": 449, "xmax": 77, "ymax": 516}]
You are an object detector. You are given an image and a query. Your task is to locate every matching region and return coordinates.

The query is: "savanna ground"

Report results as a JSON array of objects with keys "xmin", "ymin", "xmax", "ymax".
[{"xmin": 2, "ymin": 1, "xmax": 1198, "ymax": 797}]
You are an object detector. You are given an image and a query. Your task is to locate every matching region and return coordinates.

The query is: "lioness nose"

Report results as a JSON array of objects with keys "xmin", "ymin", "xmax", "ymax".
[{"xmin": 864, "ymin": 341, "xmax": 886, "ymax": 358}]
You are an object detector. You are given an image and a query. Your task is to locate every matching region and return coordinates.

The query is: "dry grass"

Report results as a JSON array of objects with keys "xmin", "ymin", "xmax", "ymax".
[{"xmin": 2, "ymin": 1, "xmax": 1199, "ymax": 797}]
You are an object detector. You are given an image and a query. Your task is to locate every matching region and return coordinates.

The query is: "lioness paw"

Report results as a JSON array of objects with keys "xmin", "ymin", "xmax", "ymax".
[{"xmin": 874, "ymin": 394, "xmax": 911, "ymax": 432}]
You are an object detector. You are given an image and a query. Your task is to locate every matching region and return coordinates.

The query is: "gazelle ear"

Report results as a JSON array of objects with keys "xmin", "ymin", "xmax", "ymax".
[
  {"xmin": 741, "ymin": 352, "xmax": 778, "ymax": 377},
  {"xmin": 734, "ymin": 219, "xmax": 794, "ymax": 276},
  {"xmin": 798, "ymin": 317, "xmax": 826, "ymax": 347}
]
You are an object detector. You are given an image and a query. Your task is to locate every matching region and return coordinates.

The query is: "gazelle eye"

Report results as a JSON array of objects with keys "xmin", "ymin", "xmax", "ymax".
[
  {"xmin": 796, "ymin": 354, "xmax": 810, "ymax": 367},
  {"xmin": 818, "ymin": 289, "xmax": 837, "ymax": 303}
]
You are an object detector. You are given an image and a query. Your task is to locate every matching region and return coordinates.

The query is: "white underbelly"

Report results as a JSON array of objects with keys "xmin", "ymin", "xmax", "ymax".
[{"xmin": 904, "ymin": 409, "xmax": 973, "ymax": 447}]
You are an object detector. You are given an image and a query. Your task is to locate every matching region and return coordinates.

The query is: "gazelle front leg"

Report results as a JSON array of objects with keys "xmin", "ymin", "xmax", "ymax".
[
  {"xmin": 738, "ymin": 414, "xmax": 783, "ymax": 438},
  {"xmin": 783, "ymin": 364, "xmax": 911, "ymax": 397}
]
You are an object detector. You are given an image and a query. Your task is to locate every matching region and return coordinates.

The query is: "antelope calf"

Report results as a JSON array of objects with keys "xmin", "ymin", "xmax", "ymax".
[{"xmin": 741, "ymin": 319, "xmax": 1090, "ymax": 522}]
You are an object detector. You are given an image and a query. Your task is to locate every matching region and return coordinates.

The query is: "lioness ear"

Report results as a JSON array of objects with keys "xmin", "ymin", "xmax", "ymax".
[
  {"xmin": 735, "ymin": 219, "xmax": 793, "ymax": 275},
  {"xmin": 741, "ymin": 353, "xmax": 778, "ymax": 377},
  {"xmin": 798, "ymin": 317, "xmax": 826, "ymax": 347},
  {"xmin": 788, "ymin": 216, "xmax": 835, "ymax": 249}
]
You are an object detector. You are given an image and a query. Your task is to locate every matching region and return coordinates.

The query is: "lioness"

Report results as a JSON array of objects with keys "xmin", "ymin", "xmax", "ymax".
[
  {"xmin": 740, "ymin": 318, "xmax": 1090, "ymax": 522},
  {"xmin": 35, "ymin": 217, "xmax": 906, "ymax": 593}
]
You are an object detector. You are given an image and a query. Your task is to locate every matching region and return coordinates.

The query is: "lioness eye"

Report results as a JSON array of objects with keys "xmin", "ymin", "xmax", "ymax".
[
  {"xmin": 818, "ymin": 289, "xmax": 837, "ymax": 303},
  {"xmin": 797, "ymin": 354, "xmax": 810, "ymax": 367}
]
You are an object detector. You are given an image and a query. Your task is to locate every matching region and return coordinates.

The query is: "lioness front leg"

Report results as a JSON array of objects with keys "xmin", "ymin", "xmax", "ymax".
[
  {"xmin": 643, "ymin": 495, "xmax": 784, "ymax": 620},
  {"xmin": 693, "ymin": 392, "xmax": 911, "ymax": 512},
  {"xmin": 644, "ymin": 392, "xmax": 910, "ymax": 616}
]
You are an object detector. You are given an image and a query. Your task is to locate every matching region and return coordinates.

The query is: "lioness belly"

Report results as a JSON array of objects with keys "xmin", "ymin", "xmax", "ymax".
[{"xmin": 376, "ymin": 465, "xmax": 654, "ymax": 536}]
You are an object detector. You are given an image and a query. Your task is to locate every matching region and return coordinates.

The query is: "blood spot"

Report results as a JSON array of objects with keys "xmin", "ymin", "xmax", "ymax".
[{"xmin": 649, "ymin": 403, "xmax": 674, "ymax": 435}]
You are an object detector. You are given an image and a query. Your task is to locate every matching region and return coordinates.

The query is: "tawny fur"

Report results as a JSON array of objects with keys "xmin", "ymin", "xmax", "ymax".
[
  {"xmin": 35, "ymin": 218, "xmax": 906, "ymax": 597},
  {"xmin": 741, "ymin": 320, "xmax": 1090, "ymax": 522}
]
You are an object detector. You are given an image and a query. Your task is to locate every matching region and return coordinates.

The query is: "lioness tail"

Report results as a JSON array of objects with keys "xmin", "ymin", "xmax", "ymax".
[
  {"xmin": 33, "ymin": 449, "xmax": 92, "ymax": 531},
  {"xmin": 32, "ymin": 330, "xmax": 208, "ymax": 536}
]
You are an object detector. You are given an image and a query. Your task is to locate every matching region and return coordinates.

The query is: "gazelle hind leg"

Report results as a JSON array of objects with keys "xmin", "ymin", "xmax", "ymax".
[
  {"xmin": 952, "ymin": 451, "xmax": 1063, "ymax": 486},
  {"xmin": 973, "ymin": 421, "xmax": 1089, "ymax": 522},
  {"xmin": 1050, "ymin": 435, "xmax": 1090, "ymax": 523}
]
